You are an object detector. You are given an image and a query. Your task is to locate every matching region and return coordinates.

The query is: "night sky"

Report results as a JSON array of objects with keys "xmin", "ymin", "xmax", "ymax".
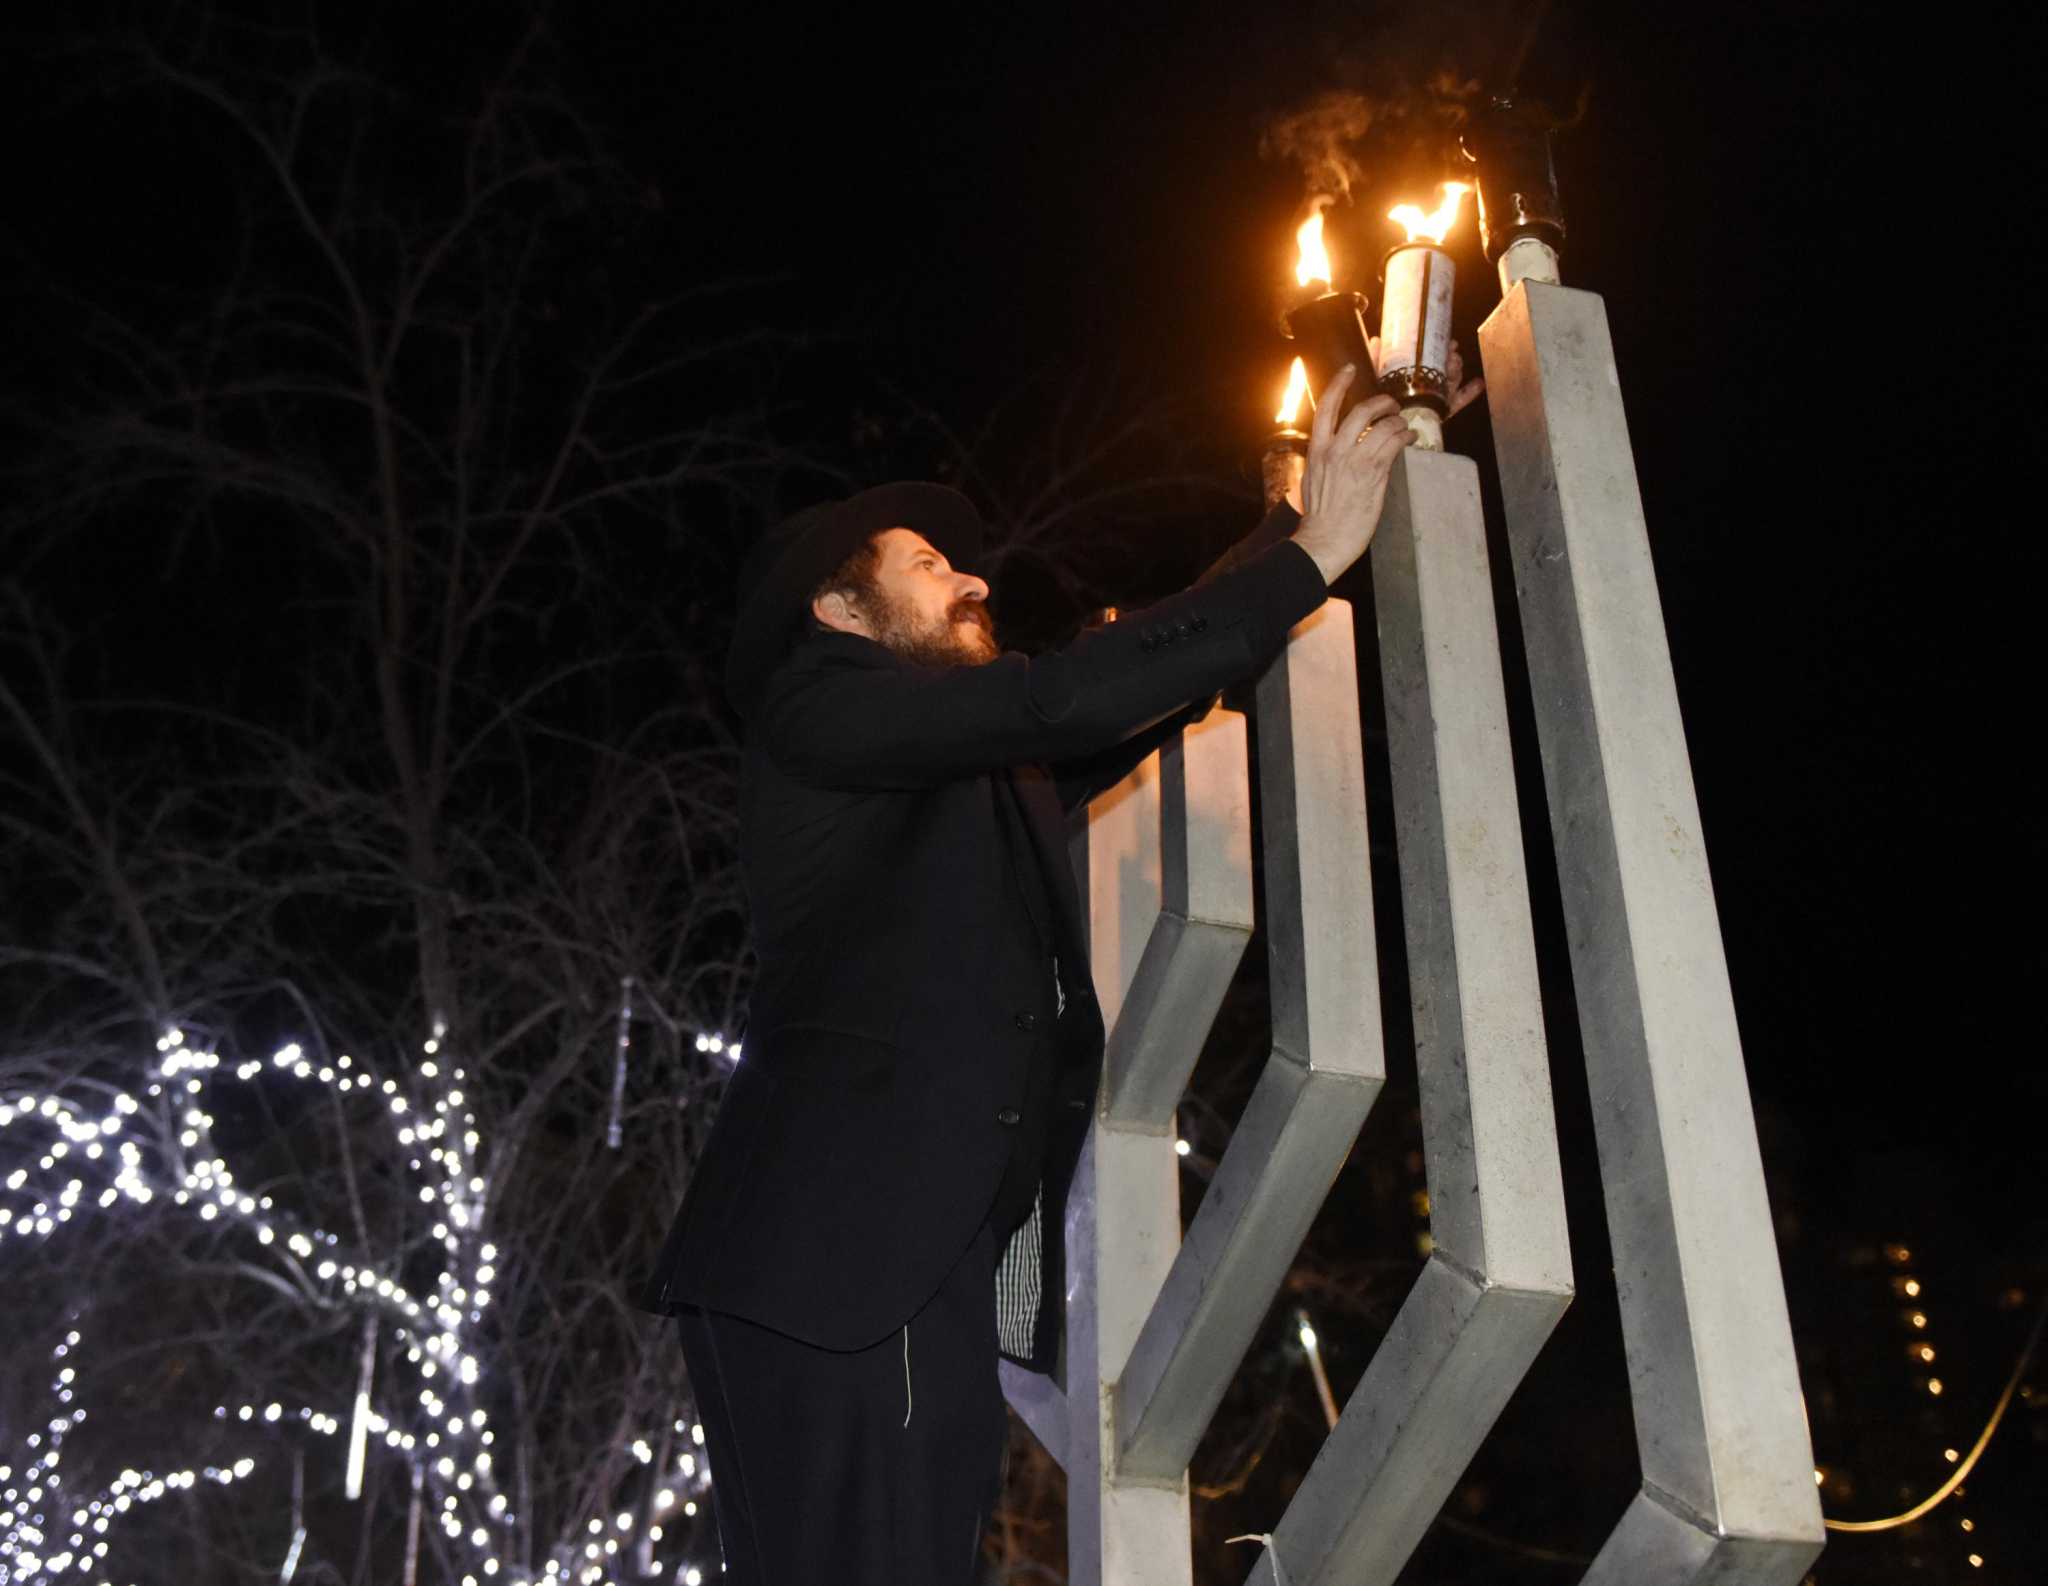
[{"xmin": 4, "ymin": 1, "xmax": 2041, "ymax": 1581}]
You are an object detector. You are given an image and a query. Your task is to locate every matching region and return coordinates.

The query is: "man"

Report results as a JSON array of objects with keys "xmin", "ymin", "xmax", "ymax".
[{"xmin": 639, "ymin": 367, "xmax": 1413, "ymax": 1584}]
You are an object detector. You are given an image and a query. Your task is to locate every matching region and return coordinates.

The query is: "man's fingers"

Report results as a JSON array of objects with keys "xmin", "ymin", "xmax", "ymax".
[
  {"xmin": 1447, "ymin": 376, "xmax": 1486, "ymax": 420},
  {"xmin": 1363, "ymin": 420, "xmax": 1417, "ymax": 464},
  {"xmin": 1308, "ymin": 366, "xmax": 1357, "ymax": 449},
  {"xmin": 1333, "ymin": 391, "xmax": 1402, "ymax": 449}
]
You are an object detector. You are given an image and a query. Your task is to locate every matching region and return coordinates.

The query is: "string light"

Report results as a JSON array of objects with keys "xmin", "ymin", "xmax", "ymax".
[
  {"xmin": 1823, "ymin": 1279, "xmax": 2046, "ymax": 1550},
  {"xmin": 0, "ymin": 1329, "xmax": 258, "ymax": 1582},
  {"xmin": 2, "ymin": 1022, "xmax": 737, "ymax": 1584}
]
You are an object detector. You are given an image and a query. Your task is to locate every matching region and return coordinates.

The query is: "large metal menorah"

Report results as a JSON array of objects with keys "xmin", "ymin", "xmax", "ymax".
[{"xmin": 998, "ymin": 277, "xmax": 1827, "ymax": 1584}]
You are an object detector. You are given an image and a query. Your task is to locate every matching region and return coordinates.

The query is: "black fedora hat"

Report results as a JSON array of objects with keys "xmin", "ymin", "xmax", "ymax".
[{"xmin": 723, "ymin": 481, "xmax": 984, "ymax": 717}]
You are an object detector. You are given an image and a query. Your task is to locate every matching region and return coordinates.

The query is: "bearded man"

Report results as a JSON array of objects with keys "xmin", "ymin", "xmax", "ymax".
[{"xmin": 639, "ymin": 369, "xmax": 1415, "ymax": 1584}]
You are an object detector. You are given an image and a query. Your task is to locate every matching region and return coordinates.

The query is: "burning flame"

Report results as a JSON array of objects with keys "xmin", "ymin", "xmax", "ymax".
[
  {"xmin": 1275, "ymin": 357, "xmax": 1311, "ymax": 426},
  {"xmin": 1388, "ymin": 181, "xmax": 1471, "ymax": 245},
  {"xmin": 1294, "ymin": 208, "xmax": 1332, "ymax": 291}
]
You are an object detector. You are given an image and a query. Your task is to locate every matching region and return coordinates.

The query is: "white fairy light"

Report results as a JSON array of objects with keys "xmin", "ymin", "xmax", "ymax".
[{"xmin": 2, "ymin": 1019, "xmax": 734, "ymax": 1585}]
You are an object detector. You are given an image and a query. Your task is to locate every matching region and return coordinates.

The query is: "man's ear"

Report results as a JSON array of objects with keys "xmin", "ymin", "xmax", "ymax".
[{"xmin": 811, "ymin": 590, "xmax": 866, "ymax": 635}]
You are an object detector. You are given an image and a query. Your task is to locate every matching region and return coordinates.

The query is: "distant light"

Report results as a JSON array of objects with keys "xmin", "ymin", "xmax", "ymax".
[
  {"xmin": 1298, "ymin": 1323, "xmax": 1317, "ymax": 1350},
  {"xmin": 1927, "ymin": 1378, "xmax": 1944, "ymax": 1396},
  {"xmin": 1174, "ymin": 1139, "xmax": 1191, "ymax": 1157},
  {"xmin": 1968, "ymin": 1554, "xmax": 1983, "ymax": 1568},
  {"xmin": 1910, "ymin": 1312, "xmax": 1928, "ymax": 1329},
  {"xmin": 1944, "ymin": 1448, "xmax": 1960, "ymax": 1463},
  {"xmin": 1903, "ymin": 1278, "xmax": 1922, "ymax": 1297},
  {"xmin": 1812, "ymin": 1468, "xmax": 1825, "ymax": 1485}
]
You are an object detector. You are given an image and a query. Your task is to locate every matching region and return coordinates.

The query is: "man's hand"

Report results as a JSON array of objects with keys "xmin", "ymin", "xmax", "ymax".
[
  {"xmin": 1290, "ymin": 367, "xmax": 1414, "ymax": 587},
  {"xmin": 1444, "ymin": 338, "xmax": 1484, "ymax": 419}
]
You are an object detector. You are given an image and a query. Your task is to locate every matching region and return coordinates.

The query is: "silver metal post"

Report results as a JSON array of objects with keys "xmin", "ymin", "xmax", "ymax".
[
  {"xmin": 1114, "ymin": 600, "xmax": 1382, "ymax": 1484},
  {"xmin": 1479, "ymin": 278, "xmax": 1824, "ymax": 1583},
  {"xmin": 1061, "ymin": 712, "xmax": 1259, "ymax": 1585},
  {"xmin": 1248, "ymin": 448, "xmax": 1571, "ymax": 1586}
]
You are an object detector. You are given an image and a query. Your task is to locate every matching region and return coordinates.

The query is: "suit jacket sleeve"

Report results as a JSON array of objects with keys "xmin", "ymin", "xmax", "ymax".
[
  {"xmin": 759, "ymin": 529, "xmax": 1326, "ymax": 792},
  {"xmin": 1046, "ymin": 500, "xmax": 1305, "ymax": 812}
]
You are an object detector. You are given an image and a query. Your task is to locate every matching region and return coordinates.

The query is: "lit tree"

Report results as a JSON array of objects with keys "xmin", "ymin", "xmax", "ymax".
[{"xmin": 1, "ymin": 8, "xmax": 776, "ymax": 1582}]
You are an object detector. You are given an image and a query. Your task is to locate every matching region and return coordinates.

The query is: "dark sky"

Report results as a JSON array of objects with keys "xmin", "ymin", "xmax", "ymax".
[
  {"xmin": 532, "ymin": 2, "xmax": 2045, "ymax": 1198},
  {"xmin": 552, "ymin": 4, "xmax": 2048, "ymax": 1570},
  {"xmin": 4, "ymin": 0, "xmax": 2041, "ymax": 1577}
]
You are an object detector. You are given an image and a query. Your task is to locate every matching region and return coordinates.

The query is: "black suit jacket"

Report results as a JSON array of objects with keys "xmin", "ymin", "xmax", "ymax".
[{"xmin": 639, "ymin": 508, "xmax": 1324, "ymax": 1372}]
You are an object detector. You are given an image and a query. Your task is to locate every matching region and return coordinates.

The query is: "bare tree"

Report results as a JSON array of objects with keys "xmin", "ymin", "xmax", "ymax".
[{"xmin": 1, "ymin": 9, "xmax": 781, "ymax": 1582}]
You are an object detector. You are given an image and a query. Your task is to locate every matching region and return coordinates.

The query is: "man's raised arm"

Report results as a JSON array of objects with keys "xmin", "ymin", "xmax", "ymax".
[{"xmin": 761, "ymin": 535, "xmax": 1329, "ymax": 792}]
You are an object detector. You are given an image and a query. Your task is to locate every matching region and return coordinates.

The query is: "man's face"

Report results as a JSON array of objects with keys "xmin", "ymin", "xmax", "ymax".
[{"xmin": 825, "ymin": 527, "xmax": 996, "ymax": 667}]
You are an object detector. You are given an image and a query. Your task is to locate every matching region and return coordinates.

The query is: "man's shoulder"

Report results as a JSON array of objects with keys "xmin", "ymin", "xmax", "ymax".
[{"xmin": 776, "ymin": 628, "xmax": 903, "ymax": 678}]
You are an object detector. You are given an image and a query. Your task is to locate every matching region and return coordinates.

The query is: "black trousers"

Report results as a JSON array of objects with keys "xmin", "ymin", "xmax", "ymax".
[{"xmin": 675, "ymin": 1214, "xmax": 1008, "ymax": 1585}]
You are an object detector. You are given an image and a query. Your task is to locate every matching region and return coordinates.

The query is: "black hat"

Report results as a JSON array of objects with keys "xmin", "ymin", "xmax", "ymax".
[{"xmin": 723, "ymin": 481, "xmax": 984, "ymax": 717}]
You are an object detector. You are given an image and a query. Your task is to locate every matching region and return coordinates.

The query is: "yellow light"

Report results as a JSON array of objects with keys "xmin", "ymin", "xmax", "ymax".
[
  {"xmin": 1960, "ymin": 1517, "xmax": 1974, "ymax": 1531},
  {"xmin": 1968, "ymin": 1554, "xmax": 1983, "ymax": 1568},
  {"xmin": 1812, "ymin": 1468, "xmax": 1825, "ymax": 1485},
  {"xmin": 1903, "ymin": 1278, "xmax": 1922, "ymax": 1297},
  {"xmin": 1944, "ymin": 1448, "xmax": 1960, "ymax": 1462},
  {"xmin": 1387, "ymin": 182, "xmax": 1472, "ymax": 245},
  {"xmin": 1928, "ymin": 1378, "xmax": 1944, "ymax": 1396},
  {"xmin": 1295, "ymin": 209, "xmax": 1332, "ymax": 291},
  {"xmin": 1918, "ymin": 1345, "xmax": 1937, "ymax": 1363},
  {"xmin": 1910, "ymin": 1312, "xmax": 1928, "ymax": 1329},
  {"xmin": 1298, "ymin": 1323, "xmax": 1318, "ymax": 1350},
  {"xmin": 1885, "ymin": 1243, "xmax": 1912, "ymax": 1264},
  {"xmin": 1275, "ymin": 358, "xmax": 1312, "ymax": 426}
]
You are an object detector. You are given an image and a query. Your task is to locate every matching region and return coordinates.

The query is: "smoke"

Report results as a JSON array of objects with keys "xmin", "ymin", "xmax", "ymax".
[
  {"xmin": 1259, "ymin": 72, "xmax": 1483, "ymax": 212},
  {"xmin": 1254, "ymin": 0, "xmax": 1554, "ymax": 208},
  {"xmin": 1258, "ymin": 91, "xmax": 1378, "ymax": 204}
]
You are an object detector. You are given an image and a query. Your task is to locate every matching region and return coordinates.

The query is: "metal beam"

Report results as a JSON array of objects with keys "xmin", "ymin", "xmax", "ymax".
[
  {"xmin": 1243, "ymin": 448, "xmax": 1572, "ymax": 1585},
  {"xmin": 1057, "ymin": 715, "xmax": 1258, "ymax": 1584},
  {"xmin": 1374, "ymin": 449, "xmax": 1570, "ymax": 1295},
  {"xmin": 1114, "ymin": 601, "xmax": 1382, "ymax": 1482},
  {"xmin": 1102, "ymin": 710, "xmax": 1255, "ymax": 1125},
  {"xmin": 1244, "ymin": 1258, "xmax": 1565, "ymax": 1586},
  {"xmin": 1479, "ymin": 280, "xmax": 1824, "ymax": 1583},
  {"xmin": 997, "ymin": 1358, "xmax": 1067, "ymax": 1471}
]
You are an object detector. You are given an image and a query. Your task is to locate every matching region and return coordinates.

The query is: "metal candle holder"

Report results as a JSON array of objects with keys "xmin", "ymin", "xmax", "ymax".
[
  {"xmin": 1375, "ymin": 242, "xmax": 1455, "ymax": 415},
  {"xmin": 1461, "ymin": 97, "xmax": 1567, "ymax": 293},
  {"xmin": 1261, "ymin": 425, "xmax": 1308, "ymax": 511},
  {"xmin": 1283, "ymin": 291, "xmax": 1374, "ymax": 423}
]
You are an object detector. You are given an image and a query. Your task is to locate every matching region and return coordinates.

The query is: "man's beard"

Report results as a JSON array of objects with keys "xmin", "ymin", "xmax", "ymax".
[{"xmin": 866, "ymin": 589, "xmax": 997, "ymax": 668}]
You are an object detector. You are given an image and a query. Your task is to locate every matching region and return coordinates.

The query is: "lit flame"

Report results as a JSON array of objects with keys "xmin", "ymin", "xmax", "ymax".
[
  {"xmin": 1294, "ymin": 208, "xmax": 1332, "ymax": 291},
  {"xmin": 1275, "ymin": 357, "xmax": 1311, "ymax": 425},
  {"xmin": 1388, "ymin": 181, "xmax": 1471, "ymax": 246}
]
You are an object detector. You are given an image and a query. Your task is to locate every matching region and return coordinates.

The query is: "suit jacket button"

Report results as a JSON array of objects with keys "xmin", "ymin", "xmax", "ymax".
[
  {"xmin": 1174, "ymin": 620, "xmax": 1192, "ymax": 639},
  {"xmin": 1014, "ymin": 1010, "xmax": 1038, "ymax": 1031},
  {"xmin": 1192, "ymin": 615, "xmax": 1209, "ymax": 632},
  {"xmin": 997, "ymin": 1106, "xmax": 1022, "ymax": 1125}
]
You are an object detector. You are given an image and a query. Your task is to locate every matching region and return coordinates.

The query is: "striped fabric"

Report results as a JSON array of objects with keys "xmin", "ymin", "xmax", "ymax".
[
  {"xmin": 994, "ymin": 1182, "xmax": 1043, "ymax": 1362},
  {"xmin": 993, "ymin": 953, "xmax": 1065, "ymax": 1363}
]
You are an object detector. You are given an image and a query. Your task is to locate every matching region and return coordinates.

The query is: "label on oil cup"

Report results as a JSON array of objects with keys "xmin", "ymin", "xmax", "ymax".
[{"xmin": 1378, "ymin": 249, "xmax": 1454, "ymax": 378}]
